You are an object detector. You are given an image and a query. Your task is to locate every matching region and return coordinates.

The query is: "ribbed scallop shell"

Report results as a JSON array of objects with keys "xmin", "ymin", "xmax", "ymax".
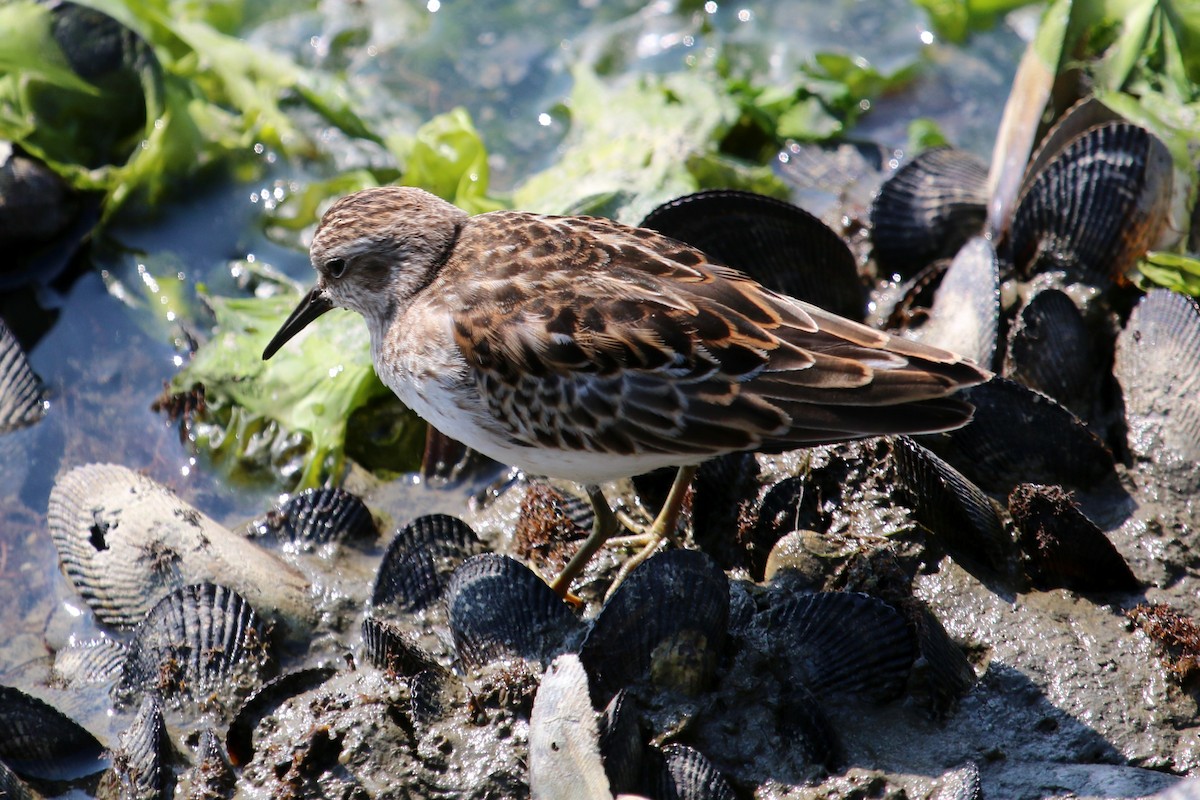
[
  {"xmin": 47, "ymin": 464, "xmax": 312, "ymax": 632},
  {"xmin": 870, "ymin": 147, "xmax": 988, "ymax": 276},
  {"xmin": 641, "ymin": 189, "xmax": 865, "ymax": 321},
  {"xmin": 0, "ymin": 685, "xmax": 107, "ymax": 781},
  {"xmin": 1008, "ymin": 122, "xmax": 1172, "ymax": 285},
  {"xmin": 1009, "ymin": 483, "xmax": 1139, "ymax": 592},
  {"xmin": 0, "ymin": 757, "xmax": 40, "ymax": 800},
  {"xmin": 116, "ymin": 583, "xmax": 273, "ymax": 708},
  {"xmin": 97, "ymin": 694, "xmax": 171, "ymax": 800},
  {"xmin": 912, "ymin": 606, "xmax": 978, "ymax": 716},
  {"xmin": 1115, "ymin": 289, "xmax": 1200, "ymax": 466},
  {"xmin": 753, "ymin": 591, "xmax": 915, "ymax": 703},
  {"xmin": 0, "ymin": 318, "xmax": 46, "ymax": 434},
  {"xmin": 446, "ymin": 553, "xmax": 580, "ymax": 670},
  {"xmin": 1004, "ymin": 289, "xmax": 1096, "ymax": 417},
  {"xmin": 598, "ymin": 689, "xmax": 641, "ymax": 796},
  {"xmin": 250, "ymin": 486, "xmax": 377, "ymax": 549},
  {"xmin": 580, "ymin": 549, "xmax": 729, "ymax": 701},
  {"xmin": 653, "ymin": 743, "xmax": 737, "ymax": 800},
  {"xmin": 372, "ymin": 514, "xmax": 486, "ymax": 614},
  {"xmin": 910, "ymin": 236, "xmax": 1000, "ymax": 369},
  {"xmin": 360, "ymin": 616, "xmax": 444, "ymax": 677},
  {"xmin": 917, "ymin": 378, "xmax": 1117, "ymax": 492},
  {"xmin": 180, "ymin": 728, "xmax": 236, "ymax": 800},
  {"xmin": 891, "ymin": 436, "xmax": 1013, "ymax": 576},
  {"xmin": 52, "ymin": 637, "xmax": 127, "ymax": 687}
]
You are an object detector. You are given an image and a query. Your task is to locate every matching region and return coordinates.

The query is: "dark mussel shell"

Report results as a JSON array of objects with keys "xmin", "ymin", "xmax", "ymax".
[
  {"xmin": 226, "ymin": 667, "xmax": 338, "ymax": 767},
  {"xmin": 650, "ymin": 742, "xmax": 737, "ymax": 800},
  {"xmin": 870, "ymin": 147, "xmax": 989, "ymax": 276},
  {"xmin": 909, "ymin": 235, "xmax": 1000, "ymax": 369},
  {"xmin": 360, "ymin": 616, "xmax": 444, "ymax": 677},
  {"xmin": 641, "ymin": 189, "xmax": 865, "ymax": 321},
  {"xmin": 891, "ymin": 436, "xmax": 1013, "ymax": 576},
  {"xmin": 528, "ymin": 654, "xmax": 612, "ymax": 799},
  {"xmin": 580, "ymin": 549, "xmax": 729, "ymax": 701},
  {"xmin": 180, "ymin": 729, "xmax": 236, "ymax": 800},
  {"xmin": 753, "ymin": 591, "xmax": 916, "ymax": 703},
  {"xmin": 911, "ymin": 606, "xmax": 978, "ymax": 717},
  {"xmin": 116, "ymin": 583, "xmax": 273, "ymax": 708},
  {"xmin": 1008, "ymin": 483, "xmax": 1139, "ymax": 592},
  {"xmin": 1008, "ymin": 122, "xmax": 1172, "ymax": 286},
  {"xmin": 1114, "ymin": 289, "xmax": 1200, "ymax": 466},
  {"xmin": 372, "ymin": 514, "xmax": 486, "ymax": 614},
  {"xmin": 916, "ymin": 377, "xmax": 1118, "ymax": 493},
  {"xmin": 445, "ymin": 553, "xmax": 581, "ymax": 671},
  {"xmin": 97, "ymin": 694, "xmax": 172, "ymax": 800},
  {"xmin": 1004, "ymin": 288, "xmax": 1098, "ymax": 418},
  {"xmin": 250, "ymin": 486, "xmax": 377, "ymax": 550},
  {"xmin": 599, "ymin": 690, "xmax": 642, "ymax": 796},
  {"xmin": 0, "ymin": 685, "xmax": 107, "ymax": 781},
  {"xmin": 576, "ymin": 551, "xmax": 724, "ymax": 700},
  {"xmin": 0, "ymin": 317, "xmax": 46, "ymax": 434}
]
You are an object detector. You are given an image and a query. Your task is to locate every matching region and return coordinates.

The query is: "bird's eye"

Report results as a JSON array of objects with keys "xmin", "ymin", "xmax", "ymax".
[{"xmin": 326, "ymin": 258, "xmax": 347, "ymax": 278}]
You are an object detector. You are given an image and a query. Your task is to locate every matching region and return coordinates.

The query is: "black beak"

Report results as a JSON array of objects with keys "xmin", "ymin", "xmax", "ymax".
[{"xmin": 262, "ymin": 287, "xmax": 335, "ymax": 360}]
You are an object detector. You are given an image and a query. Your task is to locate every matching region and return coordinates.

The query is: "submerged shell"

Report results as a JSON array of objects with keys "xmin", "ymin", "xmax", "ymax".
[
  {"xmin": 226, "ymin": 667, "xmax": 338, "ymax": 767},
  {"xmin": 116, "ymin": 583, "xmax": 273, "ymax": 708},
  {"xmin": 249, "ymin": 486, "xmax": 377, "ymax": 550},
  {"xmin": 372, "ymin": 514, "xmax": 486, "ymax": 614},
  {"xmin": 580, "ymin": 549, "xmax": 729, "ymax": 701},
  {"xmin": 1004, "ymin": 289, "xmax": 1097, "ymax": 417},
  {"xmin": 97, "ymin": 694, "xmax": 171, "ymax": 800},
  {"xmin": 891, "ymin": 437, "xmax": 1013, "ymax": 576},
  {"xmin": 1115, "ymin": 289, "xmax": 1200, "ymax": 466},
  {"xmin": 753, "ymin": 591, "xmax": 915, "ymax": 703},
  {"xmin": 908, "ymin": 236, "xmax": 1000, "ymax": 368},
  {"xmin": 52, "ymin": 637, "xmax": 127, "ymax": 687},
  {"xmin": 1009, "ymin": 483, "xmax": 1139, "ymax": 592},
  {"xmin": 446, "ymin": 553, "xmax": 580, "ymax": 670},
  {"xmin": 0, "ymin": 317, "xmax": 46, "ymax": 434},
  {"xmin": 0, "ymin": 685, "xmax": 107, "ymax": 781},
  {"xmin": 641, "ymin": 189, "xmax": 864, "ymax": 321},
  {"xmin": 528, "ymin": 654, "xmax": 612, "ymax": 800},
  {"xmin": 179, "ymin": 729, "xmax": 236, "ymax": 800},
  {"xmin": 871, "ymin": 147, "xmax": 989, "ymax": 276},
  {"xmin": 47, "ymin": 464, "xmax": 312, "ymax": 633},
  {"xmin": 1009, "ymin": 122, "xmax": 1172, "ymax": 285},
  {"xmin": 917, "ymin": 378, "xmax": 1117, "ymax": 492},
  {"xmin": 361, "ymin": 616, "xmax": 444, "ymax": 677},
  {"xmin": 653, "ymin": 743, "xmax": 737, "ymax": 800}
]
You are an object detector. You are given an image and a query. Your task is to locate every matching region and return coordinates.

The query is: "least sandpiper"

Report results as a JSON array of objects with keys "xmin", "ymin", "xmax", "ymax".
[{"xmin": 263, "ymin": 186, "xmax": 990, "ymax": 596}]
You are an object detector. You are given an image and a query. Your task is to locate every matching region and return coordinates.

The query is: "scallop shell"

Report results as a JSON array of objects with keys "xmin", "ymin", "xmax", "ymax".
[
  {"xmin": 909, "ymin": 236, "xmax": 1000, "ymax": 369},
  {"xmin": 0, "ymin": 684, "xmax": 107, "ymax": 781},
  {"xmin": 97, "ymin": 694, "xmax": 171, "ymax": 800},
  {"xmin": 1008, "ymin": 122, "xmax": 1173, "ymax": 285},
  {"xmin": 579, "ymin": 549, "xmax": 729, "ymax": 701},
  {"xmin": 641, "ymin": 189, "xmax": 865, "ymax": 321},
  {"xmin": 653, "ymin": 742, "xmax": 737, "ymax": 800},
  {"xmin": 47, "ymin": 464, "xmax": 312, "ymax": 634},
  {"xmin": 598, "ymin": 689, "xmax": 642, "ymax": 796},
  {"xmin": 753, "ymin": 591, "xmax": 915, "ymax": 703},
  {"xmin": 1114, "ymin": 289, "xmax": 1200, "ymax": 467},
  {"xmin": 179, "ymin": 728, "xmax": 236, "ymax": 800},
  {"xmin": 249, "ymin": 486, "xmax": 377, "ymax": 550},
  {"xmin": 917, "ymin": 377, "xmax": 1117, "ymax": 492},
  {"xmin": 409, "ymin": 668, "xmax": 455, "ymax": 727},
  {"xmin": 777, "ymin": 680, "xmax": 841, "ymax": 771},
  {"xmin": 870, "ymin": 147, "xmax": 989, "ymax": 276},
  {"xmin": 360, "ymin": 616, "xmax": 444, "ymax": 677},
  {"xmin": 52, "ymin": 637, "xmax": 127, "ymax": 687},
  {"xmin": 1008, "ymin": 483, "xmax": 1139, "ymax": 592},
  {"xmin": 116, "ymin": 583, "xmax": 274, "ymax": 709},
  {"xmin": 445, "ymin": 553, "xmax": 581, "ymax": 670},
  {"xmin": 891, "ymin": 437, "xmax": 1013, "ymax": 576},
  {"xmin": 0, "ymin": 757, "xmax": 41, "ymax": 800},
  {"xmin": 226, "ymin": 667, "xmax": 338, "ymax": 767},
  {"xmin": 372, "ymin": 514, "xmax": 486, "ymax": 614},
  {"xmin": 0, "ymin": 317, "xmax": 46, "ymax": 434},
  {"xmin": 911, "ymin": 606, "xmax": 978, "ymax": 717},
  {"xmin": 1004, "ymin": 288, "xmax": 1097, "ymax": 417},
  {"xmin": 528, "ymin": 654, "xmax": 612, "ymax": 800},
  {"xmin": 690, "ymin": 452, "xmax": 763, "ymax": 575}
]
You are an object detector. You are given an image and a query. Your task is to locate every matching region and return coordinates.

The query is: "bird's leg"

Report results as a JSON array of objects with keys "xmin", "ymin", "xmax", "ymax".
[
  {"xmin": 550, "ymin": 484, "xmax": 623, "ymax": 597},
  {"xmin": 603, "ymin": 464, "xmax": 697, "ymax": 602}
]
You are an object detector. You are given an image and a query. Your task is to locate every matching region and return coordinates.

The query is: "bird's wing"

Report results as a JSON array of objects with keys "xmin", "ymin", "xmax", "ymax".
[{"xmin": 446, "ymin": 212, "xmax": 989, "ymax": 456}]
